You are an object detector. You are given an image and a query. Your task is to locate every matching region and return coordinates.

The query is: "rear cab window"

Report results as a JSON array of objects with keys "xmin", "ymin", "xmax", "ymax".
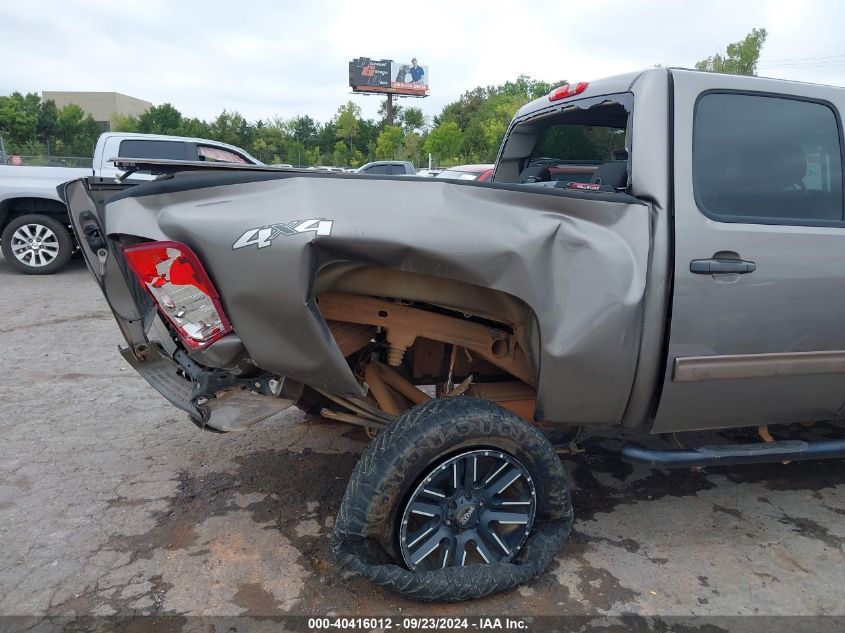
[
  {"xmin": 118, "ymin": 139, "xmax": 188, "ymax": 161},
  {"xmin": 532, "ymin": 126, "xmax": 625, "ymax": 183},
  {"xmin": 494, "ymin": 92, "xmax": 632, "ymax": 192},
  {"xmin": 693, "ymin": 92, "xmax": 844, "ymax": 225}
]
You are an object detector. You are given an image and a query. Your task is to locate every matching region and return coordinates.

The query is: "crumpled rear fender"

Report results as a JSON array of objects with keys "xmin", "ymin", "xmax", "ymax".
[{"xmin": 103, "ymin": 174, "xmax": 651, "ymax": 425}]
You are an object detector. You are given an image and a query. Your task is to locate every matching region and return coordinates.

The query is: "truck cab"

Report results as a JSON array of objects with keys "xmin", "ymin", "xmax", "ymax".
[
  {"xmin": 494, "ymin": 67, "xmax": 845, "ymax": 436},
  {"xmin": 93, "ymin": 133, "xmax": 262, "ymax": 181}
]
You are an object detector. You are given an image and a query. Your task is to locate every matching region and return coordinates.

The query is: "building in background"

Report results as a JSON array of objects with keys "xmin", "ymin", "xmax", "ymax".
[{"xmin": 41, "ymin": 91, "xmax": 152, "ymax": 132}]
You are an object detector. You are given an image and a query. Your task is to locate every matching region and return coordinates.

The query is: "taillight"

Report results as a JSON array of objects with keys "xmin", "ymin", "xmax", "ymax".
[
  {"xmin": 548, "ymin": 82, "xmax": 588, "ymax": 102},
  {"xmin": 123, "ymin": 241, "xmax": 232, "ymax": 348}
]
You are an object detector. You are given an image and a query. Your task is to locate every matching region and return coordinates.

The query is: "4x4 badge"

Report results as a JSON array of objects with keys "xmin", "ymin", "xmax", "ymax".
[{"xmin": 232, "ymin": 219, "xmax": 333, "ymax": 250}]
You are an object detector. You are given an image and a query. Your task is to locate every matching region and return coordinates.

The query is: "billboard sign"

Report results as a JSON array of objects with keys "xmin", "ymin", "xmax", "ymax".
[{"xmin": 349, "ymin": 57, "xmax": 429, "ymax": 96}]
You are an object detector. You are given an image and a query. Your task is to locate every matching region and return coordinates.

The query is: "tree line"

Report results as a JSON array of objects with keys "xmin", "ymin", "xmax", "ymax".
[
  {"xmin": 0, "ymin": 76, "xmax": 563, "ymax": 168},
  {"xmin": 0, "ymin": 29, "xmax": 765, "ymax": 168},
  {"xmin": 0, "ymin": 94, "xmax": 100, "ymax": 158}
]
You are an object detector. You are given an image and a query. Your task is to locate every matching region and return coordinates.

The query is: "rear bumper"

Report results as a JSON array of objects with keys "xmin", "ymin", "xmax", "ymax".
[
  {"xmin": 120, "ymin": 344, "xmax": 204, "ymax": 421},
  {"xmin": 120, "ymin": 343, "xmax": 297, "ymax": 432}
]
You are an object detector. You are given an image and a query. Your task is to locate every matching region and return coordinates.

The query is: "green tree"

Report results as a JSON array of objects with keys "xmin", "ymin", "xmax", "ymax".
[
  {"xmin": 335, "ymin": 101, "xmax": 361, "ymax": 165},
  {"xmin": 177, "ymin": 116, "xmax": 211, "ymax": 139},
  {"xmin": 317, "ymin": 120, "xmax": 338, "ymax": 157},
  {"xmin": 111, "ymin": 112, "xmax": 140, "ymax": 133},
  {"xmin": 302, "ymin": 146, "xmax": 321, "ymax": 166},
  {"xmin": 459, "ymin": 122, "xmax": 488, "ymax": 162},
  {"xmin": 436, "ymin": 86, "xmax": 485, "ymax": 129},
  {"xmin": 209, "ymin": 110, "xmax": 253, "ymax": 147},
  {"xmin": 0, "ymin": 92, "xmax": 40, "ymax": 147},
  {"xmin": 431, "ymin": 74, "xmax": 565, "ymax": 164},
  {"xmin": 56, "ymin": 104, "xmax": 99, "ymax": 156},
  {"xmin": 375, "ymin": 125, "xmax": 404, "ymax": 159},
  {"xmin": 378, "ymin": 100, "xmax": 404, "ymax": 126},
  {"xmin": 290, "ymin": 115, "xmax": 319, "ymax": 146},
  {"xmin": 251, "ymin": 117, "xmax": 288, "ymax": 162},
  {"xmin": 401, "ymin": 131, "xmax": 423, "ymax": 164},
  {"xmin": 138, "ymin": 103, "xmax": 183, "ymax": 135},
  {"xmin": 424, "ymin": 121, "xmax": 462, "ymax": 163},
  {"xmin": 401, "ymin": 106, "xmax": 425, "ymax": 132},
  {"xmin": 37, "ymin": 99, "xmax": 59, "ymax": 149},
  {"xmin": 695, "ymin": 27, "xmax": 768, "ymax": 76},
  {"xmin": 355, "ymin": 118, "xmax": 380, "ymax": 161}
]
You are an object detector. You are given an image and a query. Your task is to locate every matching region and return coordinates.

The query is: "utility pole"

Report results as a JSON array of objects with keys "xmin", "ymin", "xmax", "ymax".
[{"xmin": 0, "ymin": 134, "xmax": 6, "ymax": 164}]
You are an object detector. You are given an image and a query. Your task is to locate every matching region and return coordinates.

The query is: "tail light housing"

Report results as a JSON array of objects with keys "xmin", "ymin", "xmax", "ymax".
[
  {"xmin": 123, "ymin": 241, "xmax": 232, "ymax": 348},
  {"xmin": 548, "ymin": 82, "xmax": 588, "ymax": 102}
]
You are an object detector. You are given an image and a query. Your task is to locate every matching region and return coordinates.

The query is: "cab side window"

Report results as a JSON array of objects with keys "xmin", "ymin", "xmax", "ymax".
[
  {"xmin": 198, "ymin": 145, "xmax": 248, "ymax": 164},
  {"xmin": 693, "ymin": 93, "xmax": 844, "ymax": 224},
  {"xmin": 362, "ymin": 165, "xmax": 390, "ymax": 175}
]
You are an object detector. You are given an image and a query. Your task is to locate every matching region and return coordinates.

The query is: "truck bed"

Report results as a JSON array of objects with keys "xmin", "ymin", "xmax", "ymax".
[{"xmin": 67, "ymin": 166, "xmax": 652, "ymax": 426}]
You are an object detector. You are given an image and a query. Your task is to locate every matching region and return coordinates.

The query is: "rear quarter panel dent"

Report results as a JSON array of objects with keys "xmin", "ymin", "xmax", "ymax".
[{"xmin": 104, "ymin": 176, "xmax": 651, "ymax": 424}]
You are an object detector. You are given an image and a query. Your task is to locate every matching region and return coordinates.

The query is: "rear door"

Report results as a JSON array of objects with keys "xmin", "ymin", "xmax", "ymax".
[{"xmin": 653, "ymin": 71, "xmax": 845, "ymax": 432}]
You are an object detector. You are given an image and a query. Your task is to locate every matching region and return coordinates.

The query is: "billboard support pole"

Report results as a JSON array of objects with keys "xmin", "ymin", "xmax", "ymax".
[{"xmin": 386, "ymin": 93, "xmax": 394, "ymax": 127}]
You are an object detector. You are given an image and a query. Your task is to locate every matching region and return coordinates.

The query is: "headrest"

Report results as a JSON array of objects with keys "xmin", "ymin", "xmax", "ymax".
[
  {"xmin": 520, "ymin": 165, "xmax": 551, "ymax": 183},
  {"xmin": 591, "ymin": 161, "xmax": 628, "ymax": 189}
]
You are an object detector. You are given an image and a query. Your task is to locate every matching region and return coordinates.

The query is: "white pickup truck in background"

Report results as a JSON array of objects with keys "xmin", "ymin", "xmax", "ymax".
[{"xmin": 0, "ymin": 132, "xmax": 261, "ymax": 274}]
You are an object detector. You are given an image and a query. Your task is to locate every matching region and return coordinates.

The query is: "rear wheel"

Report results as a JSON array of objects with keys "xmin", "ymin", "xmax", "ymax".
[
  {"xmin": 332, "ymin": 397, "xmax": 573, "ymax": 602},
  {"xmin": 399, "ymin": 448, "xmax": 537, "ymax": 571},
  {"xmin": 1, "ymin": 214, "xmax": 73, "ymax": 274}
]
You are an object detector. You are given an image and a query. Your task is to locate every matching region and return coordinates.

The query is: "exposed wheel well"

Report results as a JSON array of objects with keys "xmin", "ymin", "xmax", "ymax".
[
  {"xmin": 312, "ymin": 263, "xmax": 544, "ymax": 425},
  {"xmin": 0, "ymin": 197, "xmax": 69, "ymax": 231}
]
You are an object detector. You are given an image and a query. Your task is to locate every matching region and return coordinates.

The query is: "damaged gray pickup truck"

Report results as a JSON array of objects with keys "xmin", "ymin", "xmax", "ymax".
[{"xmin": 61, "ymin": 67, "xmax": 845, "ymax": 601}]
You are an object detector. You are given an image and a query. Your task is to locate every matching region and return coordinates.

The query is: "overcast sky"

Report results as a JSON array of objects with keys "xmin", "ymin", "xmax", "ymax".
[{"xmin": 2, "ymin": 0, "xmax": 845, "ymax": 124}]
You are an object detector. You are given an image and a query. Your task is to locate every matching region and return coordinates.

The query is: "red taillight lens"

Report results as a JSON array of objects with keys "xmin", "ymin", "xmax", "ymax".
[
  {"xmin": 548, "ymin": 81, "xmax": 588, "ymax": 102},
  {"xmin": 123, "ymin": 241, "xmax": 232, "ymax": 348}
]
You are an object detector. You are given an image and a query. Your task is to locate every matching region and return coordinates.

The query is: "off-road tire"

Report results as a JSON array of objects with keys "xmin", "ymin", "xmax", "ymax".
[
  {"xmin": 332, "ymin": 397, "xmax": 573, "ymax": 602},
  {"xmin": 1, "ymin": 214, "xmax": 74, "ymax": 275}
]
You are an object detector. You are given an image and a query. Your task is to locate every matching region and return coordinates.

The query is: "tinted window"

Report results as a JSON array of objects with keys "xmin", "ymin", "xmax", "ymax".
[
  {"xmin": 694, "ymin": 93, "xmax": 843, "ymax": 224},
  {"xmin": 362, "ymin": 164, "xmax": 390, "ymax": 175},
  {"xmin": 387, "ymin": 165, "xmax": 406, "ymax": 175},
  {"xmin": 119, "ymin": 140, "xmax": 188, "ymax": 161}
]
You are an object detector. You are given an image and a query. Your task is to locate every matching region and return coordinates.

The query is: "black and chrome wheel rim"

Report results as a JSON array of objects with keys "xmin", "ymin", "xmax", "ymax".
[
  {"xmin": 399, "ymin": 449, "xmax": 537, "ymax": 571},
  {"xmin": 11, "ymin": 223, "xmax": 60, "ymax": 267}
]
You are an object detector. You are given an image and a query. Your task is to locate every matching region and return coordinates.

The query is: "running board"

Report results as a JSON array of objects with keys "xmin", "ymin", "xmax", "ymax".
[{"xmin": 621, "ymin": 439, "xmax": 845, "ymax": 468}]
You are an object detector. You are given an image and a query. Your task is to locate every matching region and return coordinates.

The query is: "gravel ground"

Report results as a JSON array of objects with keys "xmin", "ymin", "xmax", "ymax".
[{"xmin": 1, "ymin": 256, "xmax": 844, "ymax": 630}]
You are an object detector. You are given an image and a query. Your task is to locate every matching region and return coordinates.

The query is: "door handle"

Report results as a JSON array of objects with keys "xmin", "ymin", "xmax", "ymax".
[{"xmin": 690, "ymin": 258, "xmax": 756, "ymax": 274}]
